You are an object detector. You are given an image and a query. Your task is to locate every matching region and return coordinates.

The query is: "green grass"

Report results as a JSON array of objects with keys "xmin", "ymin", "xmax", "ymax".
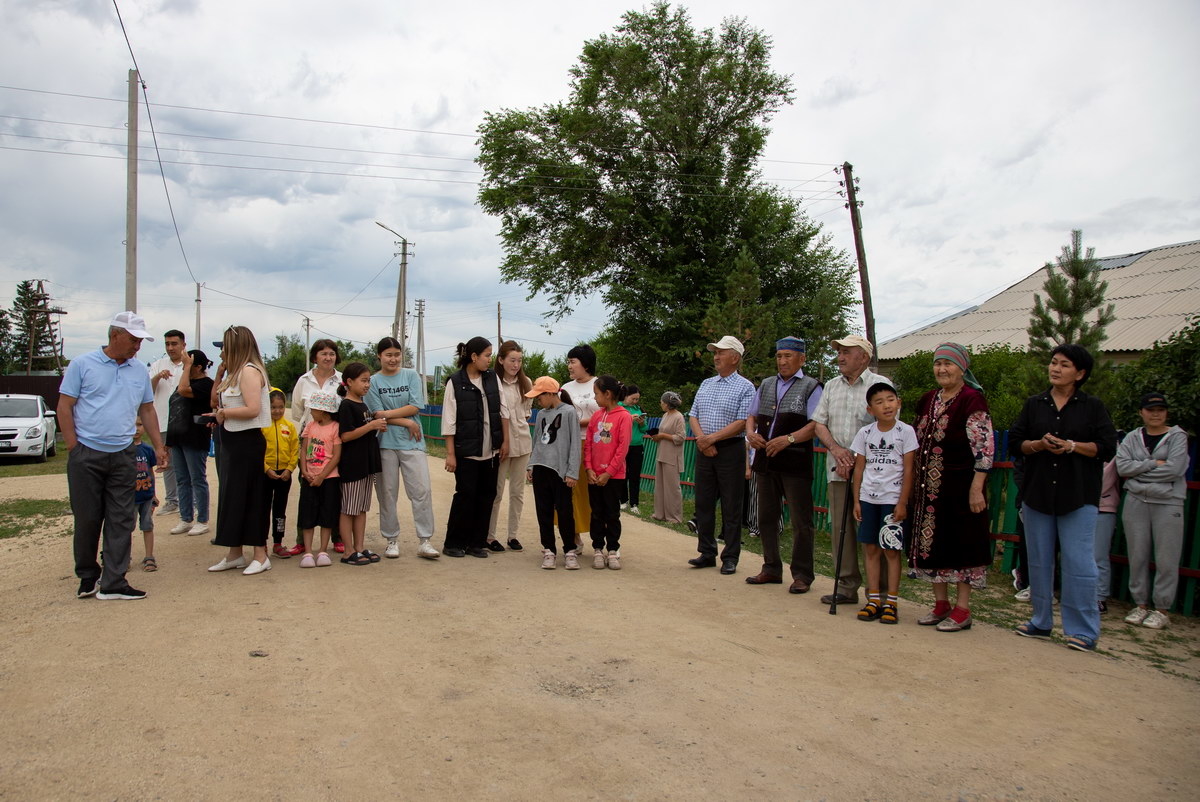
[
  {"xmin": 0, "ymin": 437, "xmax": 68, "ymax": 478},
  {"xmin": 0, "ymin": 498, "xmax": 72, "ymax": 538}
]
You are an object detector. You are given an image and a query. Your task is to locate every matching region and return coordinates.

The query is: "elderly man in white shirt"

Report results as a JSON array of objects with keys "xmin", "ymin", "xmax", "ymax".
[{"xmin": 811, "ymin": 336, "xmax": 889, "ymax": 605}]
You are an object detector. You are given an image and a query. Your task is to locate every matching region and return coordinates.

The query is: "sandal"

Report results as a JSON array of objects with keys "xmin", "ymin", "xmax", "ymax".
[
  {"xmin": 1014, "ymin": 622, "xmax": 1053, "ymax": 639},
  {"xmin": 341, "ymin": 551, "xmax": 370, "ymax": 566},
  {"xmin": 857, "ymin": 600, "xmax": 882, "ymax": 621},
  {"xmin": 878, "ymin": 602, "xmax": 898, "ymax": 625},
  {"xmin": 141, "ymin": 556, "xmax": 157, "ymax": 572},
  {"xmin": 507, "ymin": 538, "xmax": 523, "ymax": 552},
  {"xmin": 361, "ymin": 549, "xmax": 381, "ymax": 563},
  {"xmin": 1065, "ymin": 635, "xmax": 1096, "ymax": 652}
]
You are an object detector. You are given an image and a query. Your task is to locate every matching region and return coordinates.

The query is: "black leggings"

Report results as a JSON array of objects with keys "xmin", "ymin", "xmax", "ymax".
[{"xmin": 264, "ymin": 475, "xmax": 292, "ymax": 544}]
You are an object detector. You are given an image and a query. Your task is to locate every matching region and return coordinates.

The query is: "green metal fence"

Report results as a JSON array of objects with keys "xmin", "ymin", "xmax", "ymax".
[{"xmin": 420, "ymin": 410, "xmax": 1200, "ymax": 616}]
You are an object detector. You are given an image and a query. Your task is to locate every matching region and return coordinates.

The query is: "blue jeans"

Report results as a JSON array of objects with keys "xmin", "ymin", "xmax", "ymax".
[
  {"xmin": 171, "ymin": 445, "xmax": 210, "ymax": 523},
  {"xmin": 1023, "ymin": 503, "xmax": 1100, "ymax": 643}
]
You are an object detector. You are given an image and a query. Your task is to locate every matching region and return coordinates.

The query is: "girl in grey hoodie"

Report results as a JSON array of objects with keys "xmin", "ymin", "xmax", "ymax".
[{"xmin": 1116, "ymin": 392, "xmax": 1189, "ymax": 630}]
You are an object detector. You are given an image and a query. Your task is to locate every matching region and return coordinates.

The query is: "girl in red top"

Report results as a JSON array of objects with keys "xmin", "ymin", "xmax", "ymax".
[{"xmin": 584, "ymin": 375, "xmax": 633, "ymax": 570}]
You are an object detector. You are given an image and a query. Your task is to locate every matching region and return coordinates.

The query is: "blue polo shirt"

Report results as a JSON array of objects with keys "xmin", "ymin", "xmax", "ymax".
[{"xmin": 59, "ymin": 347, "xmax": 154, "ymax": 452}]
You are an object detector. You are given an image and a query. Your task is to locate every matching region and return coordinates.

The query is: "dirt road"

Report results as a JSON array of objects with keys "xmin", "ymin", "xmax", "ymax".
[{"xmin": 1, "ymin": 462, "xmax": 1196, "ymax": 800}]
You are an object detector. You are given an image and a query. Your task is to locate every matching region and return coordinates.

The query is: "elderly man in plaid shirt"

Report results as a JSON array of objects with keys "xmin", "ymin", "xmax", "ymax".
[
  {"xmin": 687, "ymin": 335, "xmax": 757, "ymax": 575},
  {"xmin": 812, "ymin": 336, "xmax": 890, "ymax": 605}
]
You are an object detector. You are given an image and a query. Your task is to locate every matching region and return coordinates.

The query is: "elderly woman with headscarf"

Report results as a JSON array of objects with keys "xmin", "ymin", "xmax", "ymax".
[
  {"xmin": 909, "ymin": 342, "xmax": 995, "ymax": 632},
  {"xmin": 1009, "ymin": 344, "xmax": 1117, "ymax": 652},
  {"xmin": 650, "ymin": 391, "xmax": 686, "ymax": 524}
]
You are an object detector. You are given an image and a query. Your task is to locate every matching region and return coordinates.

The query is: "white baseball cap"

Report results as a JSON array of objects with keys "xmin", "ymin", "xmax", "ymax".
[
  {"xmin": 110, "ymin": 311, "xmax": 154, "ymax": 341},
  {"xmin": 706, "ymin": 335, "xmax": 744, "ymax": 356}
]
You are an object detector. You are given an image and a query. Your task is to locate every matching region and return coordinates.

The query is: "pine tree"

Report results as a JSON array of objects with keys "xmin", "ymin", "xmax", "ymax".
[
  {"xmin": 700, "ymin": 247, "xmax": 780, "ymax": 381},
  {"xmin": 1027, "ymin": 230, "xmax": 1116, "ymax": 361},
  {"xmin": 8, "ymin": 280, "xmax": 65, "ymax": 374}
]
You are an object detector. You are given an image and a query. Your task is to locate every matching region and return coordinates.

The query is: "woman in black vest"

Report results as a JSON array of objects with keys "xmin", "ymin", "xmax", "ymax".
[{"xmin": 441, "ymin": 337, "xmax": 510, "ymax": 558}]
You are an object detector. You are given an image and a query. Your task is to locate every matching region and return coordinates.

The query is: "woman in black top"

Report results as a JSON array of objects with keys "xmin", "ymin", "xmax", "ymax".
[
  {"xmin": 166, "ymin": 349, "xmax": 214, "ymax": 536},
  {"xmin": 1009, "ymin": 344, "xmax": 1117, "ymax": 652}
]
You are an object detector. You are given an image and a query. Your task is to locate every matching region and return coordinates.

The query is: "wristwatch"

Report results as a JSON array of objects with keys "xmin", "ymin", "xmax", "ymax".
[{"xmin": 786, "ymin": 434, "xmax": 795, "ymax": 444}]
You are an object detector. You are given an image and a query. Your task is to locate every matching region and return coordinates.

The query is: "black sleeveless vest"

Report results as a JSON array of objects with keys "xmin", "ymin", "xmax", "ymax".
[
  {"xmin": 752, "ymin": 373, "xmax": 819, "ymax": 475},
  {"xmin": 448, "ymin": 368, "xmax": 503, "ymax": 458}
]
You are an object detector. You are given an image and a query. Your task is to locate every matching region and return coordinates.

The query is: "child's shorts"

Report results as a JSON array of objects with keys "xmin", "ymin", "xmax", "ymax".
[
  {"xmin": 857, "ymin": 500, "xmax": 907, "ymax": 550},
  {"xmin": 339, "ymin": 475, "xmax": 376, "ymax": 515},
  {"xmin": 299, "ymin": 477, "xmax": 341, "ymax": 529},
  {"xmin": 136, "ymin": 498, "xmax": 155, "ymax": 532}
]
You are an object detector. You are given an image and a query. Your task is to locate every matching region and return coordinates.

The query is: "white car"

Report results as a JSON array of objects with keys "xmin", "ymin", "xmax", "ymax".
[{"xmin": 0, "ymin": 394, "xmax": 58, "ymax": 462}]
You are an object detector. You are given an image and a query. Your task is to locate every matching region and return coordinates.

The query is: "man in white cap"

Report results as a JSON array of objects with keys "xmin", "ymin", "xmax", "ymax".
[
  {"xmin": 687, "ymin": 335, "xmax": 756, "ymax": 574},
  {"xmin": 58, "ymin": 312, "xmax": 169, "ymax": 601},
  {"xmin": 811, "ymin": 335, "xmax": 889, "ymax": 605}
]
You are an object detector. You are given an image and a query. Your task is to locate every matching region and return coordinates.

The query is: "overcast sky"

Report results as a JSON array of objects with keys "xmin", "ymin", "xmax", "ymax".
[{"xmin": 1, "ymin": 0, "xmax": 1196, "ymax": 370}]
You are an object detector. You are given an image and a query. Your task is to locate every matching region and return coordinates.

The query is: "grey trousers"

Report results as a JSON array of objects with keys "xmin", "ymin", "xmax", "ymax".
[
  {"xmin": 375, "ymin": 448, "xmax": 436, "ymax": 541},
  {"xmin": 69, "ymin": 442, "xmax": 137, "ymax": 591},
  {"xmin": 1122, "ymin": 496, "xmax": 1184, "ymax": 610},
  {"xmin": 756, "ymin": 470, "xmax": 815, "ymax": 583}
]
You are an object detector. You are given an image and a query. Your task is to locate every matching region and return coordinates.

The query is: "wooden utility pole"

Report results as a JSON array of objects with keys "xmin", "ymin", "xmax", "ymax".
[
  {"xmin": 842, "ymin": 161, "xmax": 877, "ymax": 367},
  {"xmin": 125, "ymin": 69, "xmax": 139, "ymax": 312},
  {"xmin": 24, "ymin": 280, "xmax": 66, "ymax": 374}
]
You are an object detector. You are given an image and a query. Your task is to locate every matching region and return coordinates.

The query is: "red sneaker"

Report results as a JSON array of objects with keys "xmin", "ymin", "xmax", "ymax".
[
  {"xmin": 286, "ymin": 543, "xmax": 306, "ymax": 557},
  {"xmin": 334, "ymin": 542, "xmax": 346, "ymax": 554},
  {"xmin": 272, "ymin": 543, "xmax": 292, "ymax": 559}
]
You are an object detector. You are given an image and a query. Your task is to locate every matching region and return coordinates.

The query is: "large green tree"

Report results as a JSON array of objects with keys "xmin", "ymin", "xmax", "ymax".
[
  {"xmin": 477, "ymin": 2, "xmax": 854, "ymax": 395},
  {"xmin": 1027, "ymin": 230, "xmax": 1116, "ymax": 361},
  {"xmin": 1112, "ymin": 315, "xmax": 1200, "ymax": 436}
]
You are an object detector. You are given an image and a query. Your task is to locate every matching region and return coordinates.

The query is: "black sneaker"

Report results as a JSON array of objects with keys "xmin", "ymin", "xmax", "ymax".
[
  {"xmin": 96, "ymin": 585, "xmax": 148, "ymax": 600},
  {"xmin": 77, "ymin": 578, "xmax": 99, "ymax": 599}
]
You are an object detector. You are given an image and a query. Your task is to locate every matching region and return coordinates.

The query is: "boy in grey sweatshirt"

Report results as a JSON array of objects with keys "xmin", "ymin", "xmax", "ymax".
[
  {"xmin": 526, "ymin": 377, "xmax": 582, "ymax": 568},
  {"xmin": 1116, "ymin": 391, "xmax": 1190, "ymax": 629}
]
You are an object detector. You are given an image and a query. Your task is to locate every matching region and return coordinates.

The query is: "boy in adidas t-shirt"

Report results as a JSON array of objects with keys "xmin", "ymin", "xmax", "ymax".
[{"xmin": 851, "ymin": 383, "xmax": 918, "ymax": 624}]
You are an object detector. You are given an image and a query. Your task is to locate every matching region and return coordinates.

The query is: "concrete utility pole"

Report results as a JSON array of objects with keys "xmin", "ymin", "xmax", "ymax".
[
  {"xmin": 125, "ymin": 69, "xmax": 139, "ymax": 312},
  {"xmin": 194, "ymin": 283, "xmax": 202, "ymax": 347},
  {"xmin": 842, "ymin": 161, "xmax": 877, "ymax": 367},
  {"xmin": 374, "ymin": 221, "xmax": 411, "ymax": 355},
  {"xmin": 415, "ymin": 298, "xmax": 426, "ymax": 388},
  {"xmin": 302, "ymin": 316, "xmax": 312, "ymax": 355},
  {"xmin": 496, "ymin": 302, "xmax": 502, "ymax": 346}
]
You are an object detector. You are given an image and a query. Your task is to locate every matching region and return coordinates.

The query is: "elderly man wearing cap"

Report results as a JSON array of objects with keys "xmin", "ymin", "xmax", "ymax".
[
  {"xmin": 59, "ymin": 312, "xmax": 169, "ymax": 601},
  {"xmin": 745, "ymin": 336, "xmax": 823, "ymax": 593},
  {"xmin": 811, "ymin": 335, "xmax": 889, "ymax": 605},
  {"xmin": 687, "ymin": 335, "xmax": 757, "ymax": 574}
]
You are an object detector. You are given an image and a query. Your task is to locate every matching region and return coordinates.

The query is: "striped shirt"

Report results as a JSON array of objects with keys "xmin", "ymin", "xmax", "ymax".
[
  {"xmin": 811, "ymin": 367, "xmax": 889, "ymax": 482},
  {"xmin": 689, "ymin": 372, "xmax": 756, "ymax": 437}
]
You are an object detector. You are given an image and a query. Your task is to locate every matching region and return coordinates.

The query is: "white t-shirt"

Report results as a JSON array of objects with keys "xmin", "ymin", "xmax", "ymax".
[
  {"xmin": 850, "ymin": 420, "xmax": 918, "ymax": 505},
  {"xmin": 564, "ymin": 377, "xmax": 598, "ymax": 431},
  {"xmin": 148, "ymin": 355, "xmax": 184, "ymax": 430}
]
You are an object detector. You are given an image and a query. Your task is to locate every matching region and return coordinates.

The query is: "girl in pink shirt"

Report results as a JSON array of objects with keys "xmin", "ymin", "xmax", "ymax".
[{"xmin": 584, "ymin": 375, "xmax": 633, "ymax": 570}]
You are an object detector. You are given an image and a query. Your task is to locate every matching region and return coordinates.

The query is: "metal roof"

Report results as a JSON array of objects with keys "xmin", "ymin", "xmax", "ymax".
[{"xmin": 878, "ymin": 239, "xmax": 1200, "ymax": 359}]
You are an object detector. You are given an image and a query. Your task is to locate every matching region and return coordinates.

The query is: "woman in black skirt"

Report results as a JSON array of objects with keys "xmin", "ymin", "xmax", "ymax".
[{"xmin": 207, "ymin": 325, "xmax": 274, "ymax": 576}]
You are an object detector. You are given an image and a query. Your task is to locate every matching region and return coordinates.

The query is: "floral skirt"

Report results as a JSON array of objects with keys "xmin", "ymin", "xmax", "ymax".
[{"xmin": 912, "ymin": 565, "xmax": 987, "ymax": 589}]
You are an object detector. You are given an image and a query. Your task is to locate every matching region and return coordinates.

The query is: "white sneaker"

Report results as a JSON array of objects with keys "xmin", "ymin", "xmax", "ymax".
[
  {"xmin": 593, "ymin": 550, "xmax": 607, "ymax": 569},
  {"xmin": 208, "ymin": 556, "xmax": 246, "ymax": 572},
  {"xmin": 1124, "ymin": 607, "xmax": 1150, "ymax": 625},
  {"xmin": 169, "ymin": 521, "xmax": 192, "ymax": 535},
  {"xmin": 607, "ymin": 551, "xmax": 621, "ymax": 570},
  {"xmin": 541, "ymin": 549, "xmax": 556, "ymax": 569},
  {"xmin": 418, "ymin": 539, "xmax": 440, "ymax": 559},
  {"xmin": 629, "ymin": 506, "xmax": 639, "ymax": 515},
  {"xmin": 564, "ymin": 550, "xmax": 580, "ymax": 570},
  {"xmin": 1142, "ymin": 610, "xmax": 1169, "ymax": 630},
  {"xmin": 243, "ymin": 558, "xmax": 272, "ymax": 575},
  {"xmin": 619, "ymin": 502, "xmax": 628, "ymax": 510},
  {"xmin": 1014, "ymin": 587, "xmax": 1031, "ymax": 602},
  {"xmin": 384, "ymin": 539, "xmax": 400, "ymax": 559},
  {"xmin": 156, "ymin": 502, "xmax": 179, "ymax": 516},
  {"xmin": 187, "ymin": 522, "xmax": 209, "ymax": 536}
]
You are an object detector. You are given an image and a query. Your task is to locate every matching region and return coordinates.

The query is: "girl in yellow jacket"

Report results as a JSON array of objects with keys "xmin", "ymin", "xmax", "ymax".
[{"xmin": 263, "ymin": 388, "xmax": 300, "ymax": 558}]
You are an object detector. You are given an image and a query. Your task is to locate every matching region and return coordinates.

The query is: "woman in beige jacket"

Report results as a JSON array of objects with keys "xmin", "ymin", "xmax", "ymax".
[
  {"xmin": 487, "ymin": 341, "xmax": 534, "ymax": 551},
  {"xmin": 650, "ymin": 391, "xmax": 687, "ymax": 523}
]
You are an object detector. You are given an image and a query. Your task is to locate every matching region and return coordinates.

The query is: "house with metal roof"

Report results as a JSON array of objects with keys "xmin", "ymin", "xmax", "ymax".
[{"xmin": 877, "ymin": 238, "xmax": 1200, "ymax": 370}]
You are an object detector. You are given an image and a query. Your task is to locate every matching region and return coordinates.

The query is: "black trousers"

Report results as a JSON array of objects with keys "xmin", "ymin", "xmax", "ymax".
[
  {"xmin": 756, "ymin": 469, "xmax": 815, "ymax": 582},
  {"xmin": 694, "ymin": 439, "xmax": 744, "ymax": 562},
  {"xmin": 444, "ymin": 455, "xmax": 499, "ymax": 551},
  {"xmin": 215, "ymin": 427, "xmax": 268, "ymax": 548},
  {"xmin": 618, "ymin": 445, "xmax": 644, "ymax": 508},
  {"xmin": 264, "ymin": 475, "xmax": 292, "ymax": 543},
  {"xmin": 532, "ymin": 465, "xmax": 576, "ymax": 553},
  {"xmin": 588, "ymin": 481, "xmax": 622, "ymax": 552}
]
